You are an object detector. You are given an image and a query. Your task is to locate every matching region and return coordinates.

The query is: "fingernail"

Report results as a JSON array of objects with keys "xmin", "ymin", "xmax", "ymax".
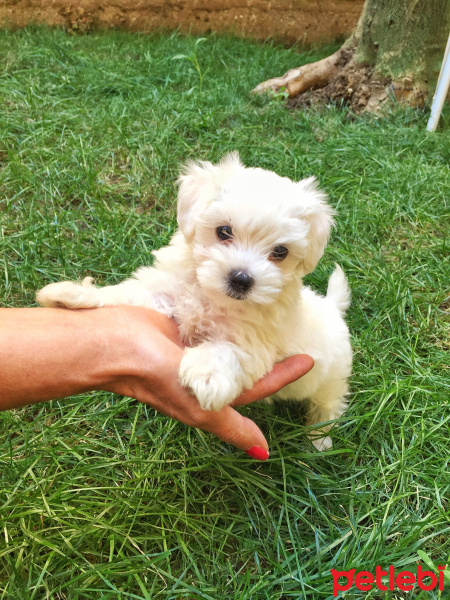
[{"xmin": 245, "ymin": 446, "xmax": 269, "ymax": 461}]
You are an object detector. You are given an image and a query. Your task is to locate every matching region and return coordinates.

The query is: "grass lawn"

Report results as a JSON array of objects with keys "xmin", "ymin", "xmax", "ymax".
[{"xmin": 0, "ymin": 26, "xmax": 449, "ymax": 599}]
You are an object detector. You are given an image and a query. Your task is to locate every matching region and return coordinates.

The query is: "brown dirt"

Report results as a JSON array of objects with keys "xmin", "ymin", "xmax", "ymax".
[
  {"xmin": 0, "ymin": 0, "xmax": 363, "ymax": 46},
  {"xmin": 288, "ymin": 48, "xmax": 391, "ymax": 113}
]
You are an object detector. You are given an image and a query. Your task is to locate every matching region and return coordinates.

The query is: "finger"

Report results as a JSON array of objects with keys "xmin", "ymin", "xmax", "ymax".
[
  {"xmin": 135, "ymin": 374, "xmax": 270, "ymax": 458},
  {"xmin": 233, "ymin": 354, "xmax": 314, "ymax": 407},
  {"xmin": 199, "ymin": 405, "xmax": 269, "ymax": 459}
]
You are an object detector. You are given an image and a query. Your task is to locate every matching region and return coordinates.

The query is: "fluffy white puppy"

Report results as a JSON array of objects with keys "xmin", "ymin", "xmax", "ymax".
[{"xmin": 37, "ymin": 153, "xmax": 352, "ymax": 450}]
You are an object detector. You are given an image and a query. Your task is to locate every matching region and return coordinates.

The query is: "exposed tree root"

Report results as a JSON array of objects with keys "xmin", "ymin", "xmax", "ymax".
[
  {"xmin": 290, "ymin": 51, "xmax": 390, "ymax": 113},
  {"xmin": 253, "ymin": 43, "xmax": 429, "ymax": 114},
  {"xmin": 254, "ymin": 43, "xmax": 396, "ymax": 113},
  {"xmin": 252, "ymin": 47, "xmax": 348, "ymax": 98}
]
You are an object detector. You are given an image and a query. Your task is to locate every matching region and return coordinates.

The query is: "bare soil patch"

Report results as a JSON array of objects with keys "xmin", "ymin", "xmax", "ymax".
[{"xmin": 1, "ymin": 0, "xmax": 363, "ymax": 46}]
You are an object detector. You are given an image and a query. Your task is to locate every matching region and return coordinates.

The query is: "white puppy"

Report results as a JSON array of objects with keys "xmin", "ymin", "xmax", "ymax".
[{"xmin": 37, "ymin": 153, "xmax": 352, "ymax": 450}]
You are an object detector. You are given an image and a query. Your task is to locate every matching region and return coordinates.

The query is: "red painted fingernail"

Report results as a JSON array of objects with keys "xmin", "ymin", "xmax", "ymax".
[{"xmin": 245, "ymin": 446, "xmax": 269, "ymax": 461}]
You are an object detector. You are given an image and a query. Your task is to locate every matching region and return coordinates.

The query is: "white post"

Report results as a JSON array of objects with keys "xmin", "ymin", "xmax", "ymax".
[{"xmin": 427, "ymin": 33, "xmax": 450, "ymax": 132}]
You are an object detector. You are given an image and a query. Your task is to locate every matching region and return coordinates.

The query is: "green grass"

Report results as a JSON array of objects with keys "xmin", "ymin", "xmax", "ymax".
[{"xmin": 0, "ymin": 26, "xmax": 449, "ymax": 599}]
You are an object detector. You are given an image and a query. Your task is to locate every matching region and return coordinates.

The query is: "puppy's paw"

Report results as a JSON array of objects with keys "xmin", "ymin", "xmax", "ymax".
[
  {"xmin": 309, "ymin": 432, "xmax": 333, "ymax": 452},
  {"xmin": 179, "ymin": 344, "xmax": 243, "ymax": 411},
  {"xmin": 36, "ymin": 278, "xmax": 101, "ymax": 309}
]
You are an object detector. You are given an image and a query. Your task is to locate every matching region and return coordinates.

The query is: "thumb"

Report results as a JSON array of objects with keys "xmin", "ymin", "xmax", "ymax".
[
  {"xmin": 200, "ymin": 405, "xmax": 269, "ymax": 460},
  {"xmin": 234, "ymin": 354, "xmax": 314, "ymax": 407}
]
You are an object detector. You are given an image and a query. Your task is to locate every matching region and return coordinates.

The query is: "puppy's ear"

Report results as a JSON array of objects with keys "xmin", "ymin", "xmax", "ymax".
[
  {"xmin": 177, "ymin": 152, "xmax": 243, "ymax": 241},
  {"xmin": 295, "ymin": 177, "xmax": 335, "ymax": 274},
  {"xmin": 177, "ymin": 160, "xmax": 216, "ymax": 241}
]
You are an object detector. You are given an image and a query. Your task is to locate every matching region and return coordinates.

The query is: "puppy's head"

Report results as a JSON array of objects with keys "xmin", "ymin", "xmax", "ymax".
[{"xmin": 177, "ymin": 152, "xmax": 334, "ymax": 306}]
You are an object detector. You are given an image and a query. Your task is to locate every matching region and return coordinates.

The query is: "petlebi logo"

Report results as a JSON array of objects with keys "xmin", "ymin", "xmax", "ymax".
[{"xmin": 330, "ymin": 553, "xmax": 448, "ymax": 597}]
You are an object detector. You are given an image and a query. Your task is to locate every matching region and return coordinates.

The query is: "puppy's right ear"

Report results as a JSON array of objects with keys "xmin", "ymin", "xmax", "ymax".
[
  {"xmin": 177, "ymin": 160, "xmax": 217, "ymax": 241},
  {"xmin": 177, "ymin": 152, "xmax": 243, "ymax": 241}
]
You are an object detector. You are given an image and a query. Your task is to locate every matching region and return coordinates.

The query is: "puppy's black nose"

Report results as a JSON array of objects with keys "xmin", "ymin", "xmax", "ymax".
[{"xmin": 227, "ymin": 270, "xmax": 254, "ymax": 298}]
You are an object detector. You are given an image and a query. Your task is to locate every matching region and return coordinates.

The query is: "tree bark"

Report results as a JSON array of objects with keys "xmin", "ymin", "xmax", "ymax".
[{"xmin": 253, "ymin": 0, "xmax": 450, "ymax": 113}]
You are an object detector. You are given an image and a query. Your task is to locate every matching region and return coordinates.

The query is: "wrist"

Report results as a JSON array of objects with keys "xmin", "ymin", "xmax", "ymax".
[
  {"xmin": 93, "ymin": 305, "xmax": 185, "ymax": 399},
  {"xmin": 85, "ymin": 305, "xmax": 140, "ymax": 392}
]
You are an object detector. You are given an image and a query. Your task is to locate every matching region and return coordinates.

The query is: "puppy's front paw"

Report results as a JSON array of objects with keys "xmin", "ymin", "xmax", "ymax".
[
  {"xmin": 36, "ymin": 278, "xmax": 101, "ymax": 309},
  {"xmin": 179, "ymin": 345, "xmax": 243, "ymax": 411}
]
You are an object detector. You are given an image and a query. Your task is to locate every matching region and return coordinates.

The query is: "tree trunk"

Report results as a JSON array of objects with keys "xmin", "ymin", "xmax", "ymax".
[{"xmin": 253, "ymin": 0, "xmax": 450, "ymax": 113}]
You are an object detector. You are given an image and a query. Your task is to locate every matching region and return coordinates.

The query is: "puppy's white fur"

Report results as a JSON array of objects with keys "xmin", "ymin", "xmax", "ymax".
[{"xmin": 37, "ymin": 153, "xmax": 352, "ymax": 450}]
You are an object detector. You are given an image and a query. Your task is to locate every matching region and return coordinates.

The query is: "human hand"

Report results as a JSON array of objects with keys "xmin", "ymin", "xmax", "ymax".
[
  {"xmin": 107, "ymin": 307, "xmax": 314, "ymax": 460},
  {"xmin": 0, "ymin": 305, "xmax": 313, "ymax": 460}
]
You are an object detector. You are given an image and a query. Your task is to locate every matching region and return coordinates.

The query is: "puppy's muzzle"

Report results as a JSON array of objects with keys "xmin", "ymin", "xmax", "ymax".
[{"xmin": 227, "ymin": 269, "xmax": 254, "ymax": 299}]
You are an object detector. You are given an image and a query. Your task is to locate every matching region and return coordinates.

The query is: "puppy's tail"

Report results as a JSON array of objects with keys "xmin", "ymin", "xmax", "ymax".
[{"xmin": 326, "ymin": 264, "xmax": 351, "ymax": 315}]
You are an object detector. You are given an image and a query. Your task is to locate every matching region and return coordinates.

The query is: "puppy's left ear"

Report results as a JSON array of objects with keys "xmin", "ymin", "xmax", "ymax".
[{"xmin": 296, "ymin": 177, "xmax": 335, "ymax": 274}]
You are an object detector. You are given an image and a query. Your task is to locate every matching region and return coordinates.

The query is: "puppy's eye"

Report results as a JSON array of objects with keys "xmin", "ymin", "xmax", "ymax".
[
  {"xmin": 271, "ymin": 245, "xmax": 289, "ymax": 261},
  {"xmin": 216, "ymin": 225, "xmax": 233, "ymax": 241}
]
